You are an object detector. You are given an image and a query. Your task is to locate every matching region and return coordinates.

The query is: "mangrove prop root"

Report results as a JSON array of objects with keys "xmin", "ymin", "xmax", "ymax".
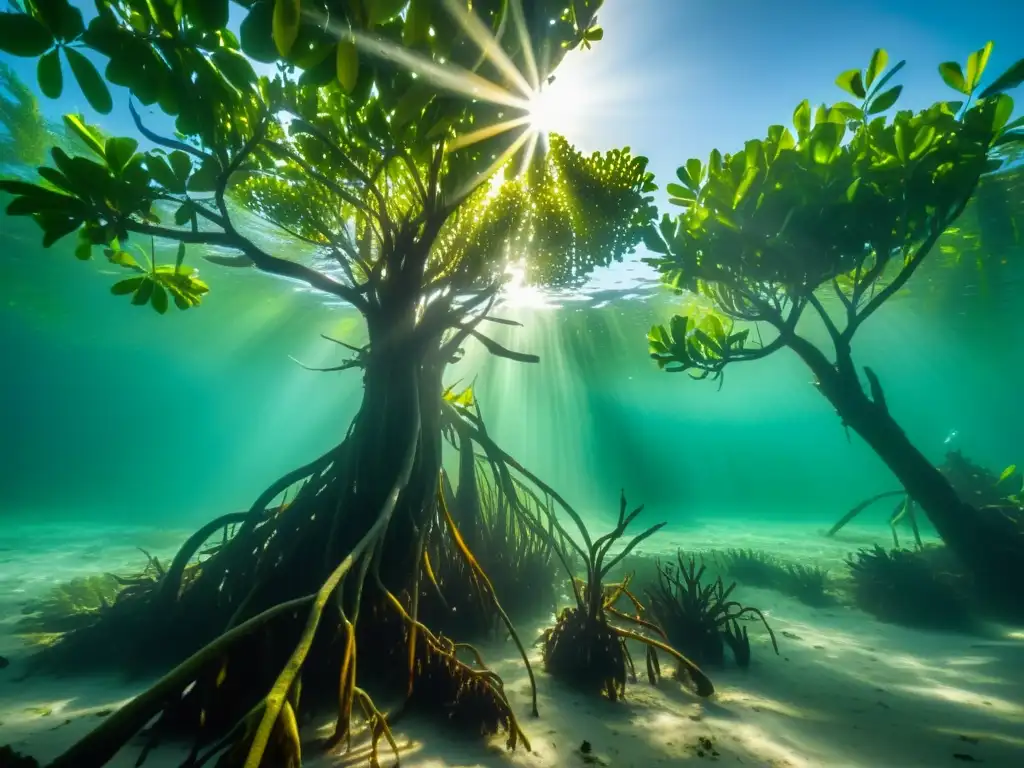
[
  {"xmin": 158, "ymin": 445, "xmax": 339, "ymax": 607},
  {"xmin": 381, "ymin": 588, "xmax": 530, "ymax": 752},
  {"xmin": 243, "ymin": 403, "xmax": 420, "ymax": 768},
  {"xmin": 610, "ymin": 626, "xmax": 714, "ymax": 697},
  {"xmin": 46, "ymin": 595, "xmax": 314, "ymax": 768},
  {"xmin": 437, "ymin": 485, "xmax": 539, "ymax": 717}
]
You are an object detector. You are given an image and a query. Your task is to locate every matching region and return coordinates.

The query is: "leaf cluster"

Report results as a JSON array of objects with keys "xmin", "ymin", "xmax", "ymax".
[
  {"xmin": 644, "ymin": 43, "xmax": 1024, "ymax": 377},
  {"xmin": 0, "ymin": 0, "xmax": 655, "ymax": 314}
]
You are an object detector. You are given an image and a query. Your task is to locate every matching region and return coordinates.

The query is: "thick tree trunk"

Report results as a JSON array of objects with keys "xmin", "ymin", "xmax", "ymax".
[{"xmin": 786, "ymin": 335, "xmax": 1021, "ymax": 603}]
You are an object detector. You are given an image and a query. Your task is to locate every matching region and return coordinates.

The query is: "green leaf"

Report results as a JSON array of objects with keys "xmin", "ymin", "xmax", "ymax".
[
  {"xmin": 835, "ymin": 69, "xmax": 866, "ymax": 99},
  {"xmin": 111, "ymin": 276, "xmax": 145, "ymax": 295},
  {"xmin": 240, "ymin": 1, "xmax": 278, "ymax": 63},
  {"xmin": 938, "ymin": 61, "xmax": 969, "ymax": 95},
  {"xmin": 685, "ymin": 158, "xmax": 703, "ymax": 187},
  {"xmin": 185, "ymin": 0, "xmax": 229, "ymax": 30},
  {"xmin": 62, "ymin": 114, "xmax": 105, "ymax": 157},
  {"xmin": 832, "ymin": 101, "xmax": 864, "ymax": 121},
  {"xmin": 665, "ymin": 183, "xmax": 693, "ymax": 200},
  {"xmin": 273, "ymin": 0, "xmax": 300, "ymax": 57},
  {"xmin": 991, "ymin": 94, "xmax": 1014, "ymax": 133},
  {"xmin": 132, "ymin": 278, "xmax": 155, "ymax": 305},
  {"xmin": 211, "ymin": 48, "xmax": 257, "ymax": 92},
  {"xmin": 793, "ymin": 99, "xmax": 811, "ymax": 138},
  {"xmin": 403, "ymin": 0, "xmax": 430, "ymax": 46},
  {"xmin": 336, "ymin": 40, "xmax": 358, "ymax": 93},
  {"xmin": 37, "ymin": 48, "xmax": 63, "ymax": 99},
  {"xmin": 866, "ymin": 48, "xmax": 888, "ymax": 89},
  {"xmin": 869, "ymin": 59, "xmax": 906, "ymax": 101},
  {"xmin": 0, "ymin": 12, "xmax": 54, "ymax": 57},
  {"xmin": 585, "ymin": 26, "xmax": 604, "ymax": 41},
  {"xmin": 104, "ymin": 248, "xmax": 142, "ymax": 270},
  {"xmin": 187, "ymin": 156, "xmax": 222, "ymax": 192},
  {"xmin": 168, "ymin": 151, "xmax": 193, "ymax": 186},
  {"xmin": 966, "ymin": 41, "xmax": 993, "ymax": 92},
  {"xmin": 910, "ymin": 125, "xmax": 936, "ymax": 159},
  {"xmin": 33, "ymin": 0, "xmax": 84, "ymax": 41},
  {"xmin": 894, "ymin": 123, "xmax": 910, "ymax": 163},
  {"xmin": 64, "ymin": 47, "xmax": 113, "ymax": 114},
  {"xmin": 74, "ymin": 232, "xmax": 91, "ymax": 261},
  {"xmin": 175, "ymin": 243, "xmax": 187, "ymax": 273},
  {"xmin": 104, "ymin": 137, "xmax": 139, "ymax": 174},
  {"xmin": 146, "ymin": 154, "xmax": 181, "ymax": 192},
  {"xmin": 150, "ymin": 283, "xmax": 169, "ymax": 314},
  {"xmin": 979, "ymin": 58, "xmax": 1024, "ymax": 99},
  {"xmin": 997, "ymin": 464, "xmax": 1016, "ymax": 484},
  {"xmin": 174, "ymin": 202, "xmax": 194, "ymax": 226},
  {"xmin": 866, "ymin": 85, "xmax": 902, "ymax": 114},
  {"xmin": 367, "ymin": 0, "xmax": 408, "ymax": 26}
]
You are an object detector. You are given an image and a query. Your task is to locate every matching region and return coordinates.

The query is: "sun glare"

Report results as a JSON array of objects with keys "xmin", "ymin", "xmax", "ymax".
[
  {"xmin": 527, "ymin": 70, "xmax": 588, "ymax": 137},
  {"xmin": 527, "ymin": 87, "xmax": 561, "ymax": 133}
]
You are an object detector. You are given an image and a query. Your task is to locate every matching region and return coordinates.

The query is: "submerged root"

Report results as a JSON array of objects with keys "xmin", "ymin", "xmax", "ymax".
[
  {"xmin": 542, "ymin": 606, "xmax": 627, "ymax": 700},
  {"xmin": 381, "ymin": 588, "xmax": 531, "ymax": 750}
]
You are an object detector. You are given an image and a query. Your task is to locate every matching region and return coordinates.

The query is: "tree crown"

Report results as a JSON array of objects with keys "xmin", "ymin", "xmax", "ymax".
[
  {"xmin": 644, "ymin": 43, "xmax": 1024, "ymax": 380},
  {"xmin": 0, "ymin": 0, "xmax": 656, "ymax": 317}
]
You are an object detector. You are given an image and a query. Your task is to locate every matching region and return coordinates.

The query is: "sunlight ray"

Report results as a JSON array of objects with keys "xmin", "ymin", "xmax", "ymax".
[
  {"xmin": 516, "ymin": 130, "xmax": 541, "ymax": 176},
  {"xmin": 312, "ymin": 15, "xmax": 530, "ymax": 111},
  {"xmin": 448, "ymin": 115, "xmax": 531, "ymax": 151},
  {"xmin": 449, "ymin": 128, "xmax": 533, "ymax": 202},
  {"xmin": 509, "ymin": 0, "xmax": 540, "ymax": 91},
  {"xmin": 440, "ymin": 0, "xmax": 534, "ymax": 99}
]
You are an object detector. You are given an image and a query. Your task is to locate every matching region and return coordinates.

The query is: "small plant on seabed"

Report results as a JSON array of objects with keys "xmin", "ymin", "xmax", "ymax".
[
  {"xmin": 711, "ymin": 549, "xmax": 836, "ymax": 607},
  {"xmin": 540, "ymin": 491, "xmax": 715, "ymax": 701},
  {"xmin": 845, "ymin": 545, "xmax": 978, "ymax": 631},
  {"xmin": 715, "ymin": 548, "xmax": 783, "ymax": 588},
  {"xmin": 643, "ymin": 42, "xmax": 1024, "ymax": 615},
  {"xmin": 0, "ymin": 0, "xmax": 659, "ymax": 766},
  {"xmin": 645, "ymin": 552, "xmax": 779, "ymax": 669},
  {"xmin": 779, "ymin": 562, "xmax": 837, "ymax": 608}
]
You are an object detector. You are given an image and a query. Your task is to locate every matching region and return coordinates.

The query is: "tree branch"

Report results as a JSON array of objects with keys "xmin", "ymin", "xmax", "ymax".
[
  {"xmin": 805, "ymin": 290, "xmax": 843, "ymax": 349},
  {"xmin": 123, "ymin": 221, "xmax": 363, "ymax": 303},
  {"xmin": 129, "ymin": 100, "xmax": 209, "ymax": 161},
  {"xmin": 847, "ymin": 194, "xmax": 973, "ymax": 338}
]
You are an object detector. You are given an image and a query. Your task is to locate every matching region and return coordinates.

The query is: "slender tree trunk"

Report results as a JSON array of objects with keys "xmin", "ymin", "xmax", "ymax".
[{"xmin": 786, "ymin": 335, "xmax": 1020, "ymax": 599}]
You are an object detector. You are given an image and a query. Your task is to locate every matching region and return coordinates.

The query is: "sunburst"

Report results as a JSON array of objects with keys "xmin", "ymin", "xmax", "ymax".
[{"xmin": 311, "ymin": 0, "xmax": 592, "ymax": 185}]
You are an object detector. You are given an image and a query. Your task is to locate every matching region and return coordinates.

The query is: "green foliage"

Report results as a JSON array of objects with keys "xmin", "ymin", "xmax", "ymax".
[
  {"xmin": 0, "ymin": 0, "xmax": 109, "ymax": 113},
  {"xmin": 644, "ymin": 44, "xmax": 1024, "ymax": 379},
  {"xmin": 0, "ymin": 61, "xmax": 47, "ymax": 165},
  {"xmin": 0, "ymin": 0, "xmax": 651, "ymax": 327},
  {"xmin": 17, "ymin": 574, "xmax": 123, "ymax": 635}
]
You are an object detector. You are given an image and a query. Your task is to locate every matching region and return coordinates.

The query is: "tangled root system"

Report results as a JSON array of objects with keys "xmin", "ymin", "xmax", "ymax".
[{"xmin": 542, "ymin": 606, "xmax": 628, "ymax": 700}]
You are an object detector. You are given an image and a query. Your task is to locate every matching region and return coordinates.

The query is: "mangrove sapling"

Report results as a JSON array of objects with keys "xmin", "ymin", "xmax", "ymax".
[
  {"xmin": 644, "ymin": 43, "xmax": 1024, "ymax": 613},
  {"xmin": 0, "ymin": 1, "xmax": 659, "ymax": 765},
  {"xmin": 540, "ymin": 491, "xmax": 715, "ymax": 700},
  {"xmin": 645, "ymin": 552, "xmax": 779, "ymax": 670}
]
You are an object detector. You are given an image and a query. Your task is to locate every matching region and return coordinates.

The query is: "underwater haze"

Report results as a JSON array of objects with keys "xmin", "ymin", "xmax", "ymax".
[{"xmin": 2, "ymin": 1, "xmax": 1024, "ymax": 767}]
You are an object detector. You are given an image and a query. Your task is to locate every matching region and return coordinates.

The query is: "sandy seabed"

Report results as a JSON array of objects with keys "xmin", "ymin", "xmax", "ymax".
[{"xmin": 2, "ymin": 518, "xmax": 1023, "ymax": 768}]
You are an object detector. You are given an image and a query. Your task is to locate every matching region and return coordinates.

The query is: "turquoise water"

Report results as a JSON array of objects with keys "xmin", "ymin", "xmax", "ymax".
[
  {"xmin": 2, "ymin": 4, "xmax": 1024, "ymax": 768},
  {"xmin": 2, "ymin": 198, "xmax": 1022, "ymax": 530}
]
